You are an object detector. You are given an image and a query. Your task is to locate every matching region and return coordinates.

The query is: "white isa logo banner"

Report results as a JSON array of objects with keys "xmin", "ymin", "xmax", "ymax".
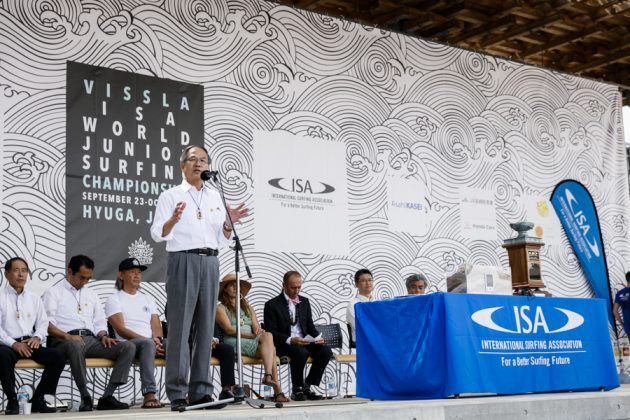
[{"xmin": 253, "ymin": 130, "xmax": 350, "ymax": 255}]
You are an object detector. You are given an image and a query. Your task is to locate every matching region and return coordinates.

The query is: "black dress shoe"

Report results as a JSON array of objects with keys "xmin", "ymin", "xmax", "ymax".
[
  {"xmin": 170, "ymin": 399, "xmax": 187, "ymax": 412},
  {"xmin": 291, "ymin": 388, "xmax": 307, "ymax": 401},
  {"xmin": 79, "ymin": 396, "xmax": 93, "ymax": 412},
  {"xmin": 218, "ymin": 389, "xmax": 235, "ymax": 401},
  {"xmin": 189, "ymin": 394, "xmax": 227, "ymax": 410},
  {"xmin": 5, "ymin": 397, "xmax": 19, "ymax": 415},
  {"xmin": 303, "ymin": 387, "xmax": 324, "ymax": 401},
  {"xmin": 97, "ymin": 395, "xmax": 129, "ymax": 410},
  {"xmin": 31, "ymin": 395, "xmax": 56, "ymax": 413}
]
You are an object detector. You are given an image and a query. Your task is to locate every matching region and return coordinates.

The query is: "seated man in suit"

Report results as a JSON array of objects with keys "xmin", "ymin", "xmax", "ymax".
[
  {"xmin": 43, "ymin": 255, "xmax": 135, "ymax": 412},
  {"xmin": 263, "ymin": 271, "xmax": 331, "ymax": 401},
  {"xmin": 345, "ymin": 268, "xmax": 374, "ymax": 344},
  {"xmin": 406, "ymin": 273, "xmax": 428, "ymax": 295},
  {"xmin": 105, "ymin": 257, "xmax": 165, "ymax": 409},
  {"xmin": 0, "ymin": 257, "xmax": 66, "ymax": 414}
]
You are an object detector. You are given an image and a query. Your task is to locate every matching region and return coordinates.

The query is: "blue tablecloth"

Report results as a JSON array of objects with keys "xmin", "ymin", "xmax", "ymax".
[{"xmin": 355, "ymin": 293, "xmax": 619, "ymax": 400}]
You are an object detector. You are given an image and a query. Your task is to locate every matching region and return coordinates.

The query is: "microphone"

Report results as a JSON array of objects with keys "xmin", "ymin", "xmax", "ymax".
[{"xmin": 200, "ymin": 170, "xmax": 219, "ymax": 181}]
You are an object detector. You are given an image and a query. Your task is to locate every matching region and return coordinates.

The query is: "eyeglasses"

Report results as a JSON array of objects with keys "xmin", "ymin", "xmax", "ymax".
[
  {"xmin": 10, "ymin": 268, "xmax": 28, "ymax": 274},
  {"xmin": 186, "ymin": 157, "xmax": 209, "ymax": 164},
  {"xmin": 357, "ymin": 278, "xmax": 373, "ymax": 283}
]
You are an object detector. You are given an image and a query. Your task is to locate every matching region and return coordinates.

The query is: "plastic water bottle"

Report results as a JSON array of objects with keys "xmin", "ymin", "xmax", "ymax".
[
  {"xmin": 325, "ymin": 376, "xmax": 337, "ymax": 399},
  {"xmin": 262, "ymin": 384, "xmax": 273, "ymax": 400},
  {"xmin": 17, "ymin": 385, "xmax": 29, "ymax": 414}
]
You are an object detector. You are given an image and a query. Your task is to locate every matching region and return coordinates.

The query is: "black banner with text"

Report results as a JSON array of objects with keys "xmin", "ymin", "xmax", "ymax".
[{"xmin": 66, "ymin": 61, "xmax": 203, "ymax": 280}]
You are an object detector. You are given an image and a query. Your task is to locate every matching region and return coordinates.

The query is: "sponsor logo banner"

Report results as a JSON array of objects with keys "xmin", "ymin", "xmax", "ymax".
[
  {"xmin": 387, "ymin": 177, "xmax": 431, "ymax": 237},
  {"xmin": 66, "ymin": 62, "xmax": 203, "ymax": 280},
  {"xmin": 522, "ymin": 194, "xmax": 561, "ymax": 246},
  {"xmin": 253, "ymin": 130, "xmax": 349, "ymax": 255},
  {"xmin": 550, "ymin": 180, "xmax": 613, "ymax": 327},
  {"xmin": 459, "ymin": 187, "xmax": 497, "ymax": 240}
]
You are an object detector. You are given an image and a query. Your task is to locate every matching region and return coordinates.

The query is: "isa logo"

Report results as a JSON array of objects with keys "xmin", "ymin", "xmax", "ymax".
[{"xmin": 471, "ymin": 305, "xmax": 584, "ymax": 334}]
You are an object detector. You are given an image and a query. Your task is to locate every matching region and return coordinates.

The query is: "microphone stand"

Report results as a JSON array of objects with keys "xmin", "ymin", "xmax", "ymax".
[{"xmin": 184, "ymin": 170, "xmax": 282, "ymax": 411}]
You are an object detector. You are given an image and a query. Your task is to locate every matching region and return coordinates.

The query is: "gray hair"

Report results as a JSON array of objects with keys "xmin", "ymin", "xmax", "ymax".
[
  {"xmin": 405, "ymin": 273, "xmax": 428, "ymax": 290},
  {"xmin": 179, "ymin": 145, "xmax": 210, "ymax": 163}
]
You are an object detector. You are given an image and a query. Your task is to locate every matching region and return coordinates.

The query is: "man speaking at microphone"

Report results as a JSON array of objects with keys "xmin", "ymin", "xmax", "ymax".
[{"xmin": 151, "ymin": 145, "xmax": 248, "ymax": 411}]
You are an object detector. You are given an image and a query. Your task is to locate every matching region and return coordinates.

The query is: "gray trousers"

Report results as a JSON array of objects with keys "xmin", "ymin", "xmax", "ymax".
[
  {"xmin": 49, "ymin": 336, "xmax": 135, "ymax": 390},
  {"xmin": 129, "ymin": 338, "xmax": 157, "ymax": 395},
  {"xmin": 165, "ymin": 252, "xmax": 220, "ymax": 401}
]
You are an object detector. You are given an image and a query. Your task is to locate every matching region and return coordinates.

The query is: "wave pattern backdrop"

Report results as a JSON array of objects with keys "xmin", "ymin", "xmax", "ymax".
[{"xmin": 1, "ymin": 0, "xmax": 628, "ymax": 403}]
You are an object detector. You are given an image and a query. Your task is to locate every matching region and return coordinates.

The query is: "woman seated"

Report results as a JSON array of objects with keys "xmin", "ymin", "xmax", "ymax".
[{"xmin": 216, "ymin": 274, "xmax": 290, "ymax": 403}]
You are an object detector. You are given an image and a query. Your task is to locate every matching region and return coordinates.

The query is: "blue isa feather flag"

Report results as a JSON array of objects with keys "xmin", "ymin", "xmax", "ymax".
[{"xmin": 550, "ymin": 180, "xmax": 614, "ymax": 328}]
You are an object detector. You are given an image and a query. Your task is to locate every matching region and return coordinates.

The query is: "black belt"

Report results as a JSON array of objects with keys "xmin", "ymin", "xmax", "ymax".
[
  {"xmin": 67, "ymin": 329, "xmax": 94, "ymax": 337},
  {"xmin": 13, "ymin": 336, "xmax": 32, "ymax": 342},
  {"xmin": 179, "ymin": 248, "xmax": 218, "ymax": 256}
]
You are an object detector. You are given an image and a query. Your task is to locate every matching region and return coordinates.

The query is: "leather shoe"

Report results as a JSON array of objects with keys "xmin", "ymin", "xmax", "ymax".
[
  {"xmin": 170, "ymin": 399, "xmax": 187, "ymax": 412},
  {"xmin": 218, "ymin": 389, "xmax": 235, "ymax": 401},
  {"xmin": 31, "ymin": 395, "xmax": 56, "ymax": 413},
  {"xmin": 303, "ymin": 387, "xmax": 324, "ymax": 401},
  {"xmin": 291, "ymin": 388, "xmax": 307, "ymax": 401},
  {"xmin": 79, "ymin": 396, "xmax": 93, "ymax": 412},
  {"xmin": 189, "ymin": 394, "xmax": 227, "ymax": 409},
  {"xmin": 97, "ymin": 395, "xmax": 129, "ymax": 410},
  {"xmin": 5, "ymin": 397, "xmax": 19, "ymax": 415}
]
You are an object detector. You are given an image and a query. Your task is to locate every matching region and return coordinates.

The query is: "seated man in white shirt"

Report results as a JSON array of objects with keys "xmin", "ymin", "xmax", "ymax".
[
  {"xmin": 345, "ymin": 268, "xmax": 374, "ymax": 344},
  {"xmin": 406, "ymin": 273, "xmax": 428, "ymax": 295},
  {"xmin": 105, "ymin": 257, "xmax": 164, "ymax": 409},
  {"xmin": 0, "ymin": 257, "xmax": 65, "ymax": 415},
  {"xmin": 43, "ymin": 255, "xmax": 135, "ymax": 412}
]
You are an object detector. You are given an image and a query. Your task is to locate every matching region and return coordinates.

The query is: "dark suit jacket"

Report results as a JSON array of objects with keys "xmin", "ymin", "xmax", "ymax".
[{"xmin": 264, "ymin": 293, "xmax": 320, "ymax": 347}]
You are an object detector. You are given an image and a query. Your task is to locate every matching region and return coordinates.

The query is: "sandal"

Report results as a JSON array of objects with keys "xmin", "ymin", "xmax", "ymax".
[
  {"xmin": 272, "ymin": 392, "xmax": 290, "ymax": 403},
  {"xmin": 141, "ymin": 398, "xmax": 163, "ymax": 409}
]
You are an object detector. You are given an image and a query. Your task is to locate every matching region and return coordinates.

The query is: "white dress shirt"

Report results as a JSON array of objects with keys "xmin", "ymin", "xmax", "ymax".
[
  {"xmin": 0, "ymin": 286, "xmax": 49, "ymax": 346},
  {"xmin": 42, "ymin": 280, "xmax": 107, "ymax": 334},
  {"xmin": 346, "ymin": 293, "xmax": 372, "ymax": 342},
  {"xmin": 285, "ymin": 293, "xmax": 304, "ymax": 343},
  {"xmin": 105, "ymin": 290, "xmax": 157, "ymax": 341},
  {"xmin": 150, "ymin": 179, "xmax": 232, "ymax": 252}
]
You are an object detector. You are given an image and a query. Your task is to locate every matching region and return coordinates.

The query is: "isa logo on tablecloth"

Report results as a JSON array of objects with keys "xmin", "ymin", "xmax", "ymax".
[
  {"xmin": 472, "ymin": 305, "xmax": 584, "ymax": 334},
  {"xmin": 446, "ymin": 294, "xmax": 618, "ymax": 393}
]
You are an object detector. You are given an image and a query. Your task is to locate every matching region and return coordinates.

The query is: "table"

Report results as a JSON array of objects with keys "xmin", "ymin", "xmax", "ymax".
[{"xmin": 355, "ymin": 293, "xmax": 619, "ymax": 400}]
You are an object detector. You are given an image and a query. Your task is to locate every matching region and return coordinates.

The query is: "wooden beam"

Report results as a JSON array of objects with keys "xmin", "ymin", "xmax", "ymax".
[
  {"xmin": 480, "ymin": 14, "xmax": 565, "ymax": 48},
  {"xmin": 522, "ymin": 25, "xmax": 603, "ymax": 57},
  {"xmin": 515, "ymin": 32, "xmax": 548, "ymax": 45},
  {"xmin": 571, "ymin": 48, "xmax": 630, "ymax": 72},
  {"xmin": 447, "ymin": 14, "xmax": 516, "ymax": 43}
]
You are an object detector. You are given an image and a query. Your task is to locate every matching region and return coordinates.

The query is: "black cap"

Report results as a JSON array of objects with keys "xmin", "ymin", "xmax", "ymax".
[{"xmin": 118, "ymin": 258, "xmax": 147, "ymax": 272}]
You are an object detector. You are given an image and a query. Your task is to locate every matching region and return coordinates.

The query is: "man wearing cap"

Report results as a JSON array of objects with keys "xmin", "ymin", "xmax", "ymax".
[
  {"xmin": 150, "ymin": 145, "xmax": 248, "ymax": 411},
  {"xmin": 0, "ymin": 257, "xmax": 65, "ymax": 414},
  {"xmin": 105, "ymin": 258, "xmax": 164, "ymax": 409},
  {"xmin": 43, "ymin": 255, "xmax": 135, "ymax": 411}
]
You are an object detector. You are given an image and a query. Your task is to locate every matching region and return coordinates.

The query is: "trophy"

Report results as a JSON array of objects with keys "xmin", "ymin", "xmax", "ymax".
[{"xmin": 502, "ymin": 222, "xmax": 551, "ymax": 296}]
